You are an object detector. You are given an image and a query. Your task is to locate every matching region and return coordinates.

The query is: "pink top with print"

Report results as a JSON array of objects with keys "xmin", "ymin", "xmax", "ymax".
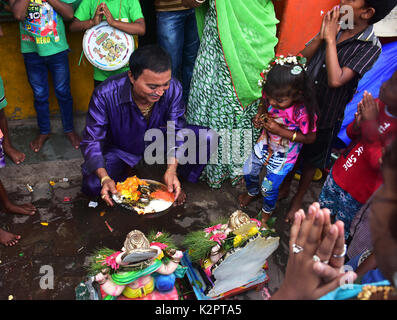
[{"xmin": 254, "ymin": 103, "xmax": 317, "ymax": 165}]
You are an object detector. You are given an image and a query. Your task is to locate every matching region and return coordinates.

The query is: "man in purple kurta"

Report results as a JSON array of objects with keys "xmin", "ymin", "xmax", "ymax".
[{"xmin": 80, "ymin": 45, "xmax": 216, "ymax": 205}]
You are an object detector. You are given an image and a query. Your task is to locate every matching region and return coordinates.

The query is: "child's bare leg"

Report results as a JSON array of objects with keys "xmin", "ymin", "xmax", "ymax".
[
  {"xmin": 284, "ymin": 165, "xmax": 316, "ymax": 223},
  {"xmin": 0, "ymin": 228, "xmax": 21, "ymax": 246},
  {"xmin": 30, "ymin": 134, "xmax": 50, "ymax": 153},
  {"xmin": 278, "ymin": 170, "xmax": 294, "ymax": 200},
  {"xmin": 3, "ymin": 144, "xmax": 25, "ymax": 164},
  {"xmin": 65, "ymin": 131, "xmax": 82, "ymax": 149},
  {"xmin": 0, "ymin": 180, "xmax": 36, "ymax": 215},
  {"xmin": 238, "ymin": 192, "xmax": 260, "ymax": 208},
  {"xmin": 278, "ymin": 158, "xmax": 300, "ymax": 200},
  {"xmin": 259, "ymin": 209, "xmax": 272, "ymax": 228},
  {"xmin": 0, "ymin": 109, "xmax": 26, "ymax": 164}
]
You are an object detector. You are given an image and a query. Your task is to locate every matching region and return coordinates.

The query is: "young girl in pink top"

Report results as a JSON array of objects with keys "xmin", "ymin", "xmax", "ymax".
[{"xmin": 239, "ymin": 55, "xmax": 318, "ymax": 225}]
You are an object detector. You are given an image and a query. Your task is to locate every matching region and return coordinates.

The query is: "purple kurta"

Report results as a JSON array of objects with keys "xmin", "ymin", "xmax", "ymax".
[{"xmin": 80, "ymin": 72, "xmax": 215, "ymax": 196}]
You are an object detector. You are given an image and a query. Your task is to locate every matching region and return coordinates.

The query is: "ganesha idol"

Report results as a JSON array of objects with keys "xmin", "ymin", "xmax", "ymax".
[
  {"xmin": 78, "ymin": 230, "xmax": 187, "ymax": 300},
  {"xmin": 182, "ymin": 210, "xmax": 279, "ymax": 299}
]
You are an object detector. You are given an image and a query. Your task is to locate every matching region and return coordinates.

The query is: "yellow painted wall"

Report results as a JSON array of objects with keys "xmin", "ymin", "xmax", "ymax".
[{"xmin": 0, "ymin": 21, "xmax": 93, "ymax": 120}]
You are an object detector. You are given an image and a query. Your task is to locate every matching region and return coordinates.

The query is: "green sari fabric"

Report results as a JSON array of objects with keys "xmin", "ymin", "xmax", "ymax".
[
  {"xmin": 188, "ymin": 0, "xmax": 278, "ymax": 188},
  {"xmin": 195, "ymin": 0, "xmax": 279, "ymax": 108}
]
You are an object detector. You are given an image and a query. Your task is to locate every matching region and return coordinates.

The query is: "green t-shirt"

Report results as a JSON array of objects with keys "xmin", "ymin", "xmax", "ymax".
[
  {"xmin": 19, "ymin": 0, "xmax": 75, "ymax": 56},
  {"xmin": 75, "ymin": 0, "xmax": 144, "ymax": 81},
  {"xmin": 0, "ymin": 75, "xmax": 7, "ymax": 109}
]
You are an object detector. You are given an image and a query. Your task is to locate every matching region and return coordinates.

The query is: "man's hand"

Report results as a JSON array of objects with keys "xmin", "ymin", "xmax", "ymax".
[
  {"xmin": 163, "ymin": 164, "xmax": 185, "ymax": 206},
  {"xmin": 100, "ymin": 177, "xmax": 117, "ymax": 206},
  {"xmin": 320, "ymin": 6, "xmax": 341, "ymax": 43}
]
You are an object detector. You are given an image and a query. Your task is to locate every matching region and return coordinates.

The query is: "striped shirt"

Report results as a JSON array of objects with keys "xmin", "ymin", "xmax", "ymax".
[
  {"xmin": 306, "ymin": 25, "xmax": 381, "ymax": 129},
  {"xmin": 154, "ymin": 0, "xmax": 189, "ymax": 11}
]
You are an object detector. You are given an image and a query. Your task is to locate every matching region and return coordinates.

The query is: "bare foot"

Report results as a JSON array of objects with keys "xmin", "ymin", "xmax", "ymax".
[
  {"xmin": 238, "ymin": 192, "xmax": 259, "ymax": 208},
  {"xmin": 3, "ymin": 144, "xmax": 26, "ymax": 165},
  {"xmin": 284, "ymin": 196, "xmax": 303, "ymax": 224},
  {"xmin": 174, "ymin": 189, "xmax": 186, "ymax": 206},
  {"xmin": 4, "ymin": 202, "xmax": 36, "ymax": 216},
  {"xmin": 30, "ymin": 134, "xmax": 50, "ymax": 153},
  {"xmin": 0, "ymin": 228, "xmax": 21, "ymax": 246},
  {"xmin": 65, "ymin": 131, "xmax": 82, "ymax": 150},
  {"xmin": 261, "ymin": 213, "xmax": 271, "ymax": 228}
]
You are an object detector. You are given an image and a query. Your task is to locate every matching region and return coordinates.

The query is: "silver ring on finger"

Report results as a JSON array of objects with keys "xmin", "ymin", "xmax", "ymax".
[
  {"xmin": 292, "ymin": 243, "xmax": 304, "ymax": 254},
  {"xmin": 313, "ymin": 254, "xmax": 321, "ymax": 262},
  {"xmin": 332, "ymin": 244, "xmax": 347, "ymax": 259},
  {"xmin": 313, "ymin": 255, "xmax": 329, "ymax": 264}
]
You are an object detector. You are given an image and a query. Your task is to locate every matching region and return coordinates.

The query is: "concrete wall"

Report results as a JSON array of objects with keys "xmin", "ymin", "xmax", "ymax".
[{"xmin": 0, "ymin": 21, "xmax": 93, "ymax": 120}]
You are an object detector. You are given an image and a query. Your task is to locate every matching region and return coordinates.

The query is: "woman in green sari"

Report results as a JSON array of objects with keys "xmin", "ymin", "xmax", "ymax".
[{"xmin": 182, "ymin": 0, "xmax": 279, "ymax": 188}]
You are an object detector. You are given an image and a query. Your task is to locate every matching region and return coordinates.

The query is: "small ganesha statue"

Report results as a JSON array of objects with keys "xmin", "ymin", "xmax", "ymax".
[{"xmin": 88, "ymin": 230, "xmax": 186, "ymax": 300}]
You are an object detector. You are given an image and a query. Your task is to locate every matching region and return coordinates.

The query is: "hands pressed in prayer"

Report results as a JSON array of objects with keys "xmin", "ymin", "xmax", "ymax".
[{"xmin": 271, "ymin": 202, "xmax": 357, "ymax": 300}]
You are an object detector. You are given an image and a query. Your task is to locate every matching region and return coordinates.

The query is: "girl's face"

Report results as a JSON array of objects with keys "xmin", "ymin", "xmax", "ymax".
[
  {"xmin": 266, "ymin": 94, "xmax": 295, "ymax": 110},
  {"xmin": 379, "ymin": 71, "xmax": 397, "ymax": 109}
]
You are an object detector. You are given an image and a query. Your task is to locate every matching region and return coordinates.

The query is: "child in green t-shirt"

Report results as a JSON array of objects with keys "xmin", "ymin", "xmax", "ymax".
[
  {"xmin": 9, "ymin": 0, "xmax": 82, "ymax": 153},
  {"xmin": 70, "ymin": 0, "xmax": 145, "ymax": 86}
]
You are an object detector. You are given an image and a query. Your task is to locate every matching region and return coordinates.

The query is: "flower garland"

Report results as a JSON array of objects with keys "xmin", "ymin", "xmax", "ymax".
[
  {"xmin": 204, "ymin": 224, "xmax": 228, "ymax": 245},
  {"xmin": 233, "ymin": 226, "xmax": 260, "ymax": 247},
  {"xmin": 258, "ymin": 54, "xmax": 307, "ymax": 88},
  {"xmin": 203, "ymin": 220, "xmax": 261, "ymax": 248},
  {"xmin": 93, "ymin": 250, "xmax": 121, "ymax": 273}
]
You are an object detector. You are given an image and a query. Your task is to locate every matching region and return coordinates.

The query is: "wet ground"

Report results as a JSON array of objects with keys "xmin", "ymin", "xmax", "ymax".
[{"xmin": 0, "ymin": 114, "xmax": 324, "ymax": 300}]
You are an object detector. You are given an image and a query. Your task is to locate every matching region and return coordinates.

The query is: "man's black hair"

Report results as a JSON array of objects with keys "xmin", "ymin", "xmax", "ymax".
[
  {"xmin": 364, "ymin": 0, "xmax": 397, "ymax": 24},
  {"xmin": 129, "ymin": 45, "xmax": 172, "ymax": 79}
]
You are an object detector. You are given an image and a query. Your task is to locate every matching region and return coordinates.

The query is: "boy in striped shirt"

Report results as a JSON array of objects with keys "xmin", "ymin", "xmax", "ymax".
[{"xmin": 281, "ymin": 0, "xmax": 397, "ymax": 223}]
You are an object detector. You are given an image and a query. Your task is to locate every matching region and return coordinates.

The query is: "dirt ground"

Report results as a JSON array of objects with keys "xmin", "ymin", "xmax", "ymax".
[{"xmin": 0, "ymin": 114, "xmax": 324, "ymax": 300}]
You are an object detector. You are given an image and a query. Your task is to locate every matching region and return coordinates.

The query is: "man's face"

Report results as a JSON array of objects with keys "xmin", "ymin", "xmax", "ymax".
[{"xmin": 128, "ymin": 69, "xmax": 172, "ymax": 103}]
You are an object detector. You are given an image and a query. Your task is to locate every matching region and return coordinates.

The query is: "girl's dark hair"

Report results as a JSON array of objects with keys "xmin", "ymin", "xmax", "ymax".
[
  {"xmin": 364, "ymin": 0, "xmax": 397, "ymax": 25},
  {"xmin": 262, "ymin": 63, "xmax": 318, "ymax": 131},
  {"xmin": 129, "ymin": 45, "xmax": 172, "ymax": 80}
]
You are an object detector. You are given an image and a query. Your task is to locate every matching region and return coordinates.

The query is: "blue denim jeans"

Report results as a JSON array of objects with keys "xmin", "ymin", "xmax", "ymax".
[
  {"xmin": 23, "ymin": 50, "xmax": 74, "ymax": 135},
  {"xmin": 243, "ymin": 150, "xmax": 295, "ymax": 213},
  {"xmin": 156, "ymin": 9, "xmax": 200, "ymax": 105}
]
